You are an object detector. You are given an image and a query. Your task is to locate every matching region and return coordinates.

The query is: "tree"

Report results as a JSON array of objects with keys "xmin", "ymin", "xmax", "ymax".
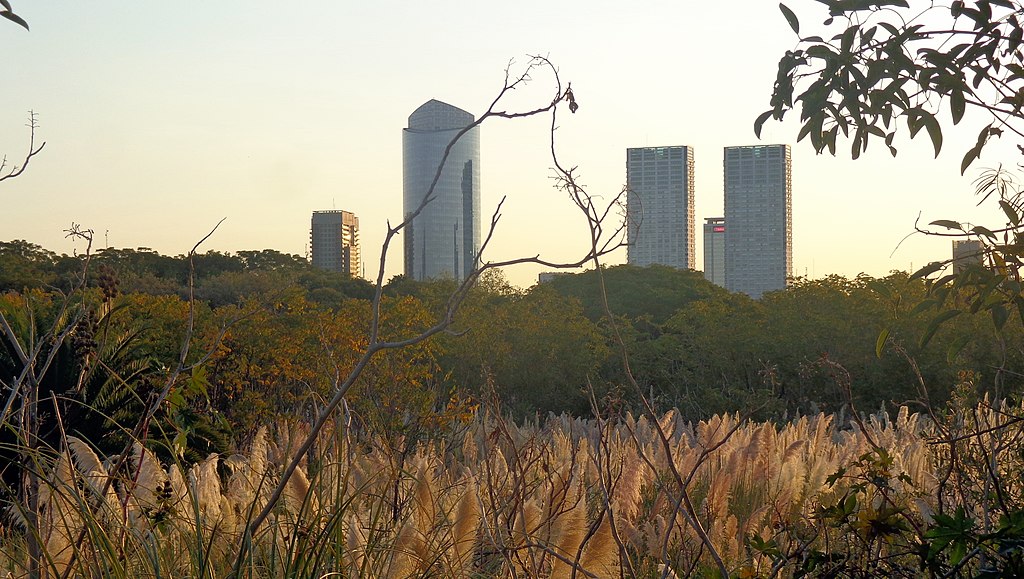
[
  {"xmin": 761, "ymin": 1, "xmax": 1024, "ymax": 361},
  {"xmin": 761, "ymin": 4, "xmax": 1024, "ymax": 574},
  {"xmin": 762, "ymin": 0, "xmax": 1024, "ymax": 171}
]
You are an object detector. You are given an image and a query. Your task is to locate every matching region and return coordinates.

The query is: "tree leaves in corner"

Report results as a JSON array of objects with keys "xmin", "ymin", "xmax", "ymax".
[{"xmin": 0, "ymin": 0, "xmax": 29, "ymax": 31}]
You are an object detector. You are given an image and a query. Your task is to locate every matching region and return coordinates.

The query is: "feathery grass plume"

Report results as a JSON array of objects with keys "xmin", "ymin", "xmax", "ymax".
[
  {"xmin": 705, "ymin": 467, "xmax": 733, "ymax": 523},
  {"xmin": 39, "ymin": 452, "xmax": 79, "ymax": 577},
  {"xmin": 389, "ymin": 520, "xmax": 424, "ymax": 578},
  {"xmin": 781, "ymin": 439, "xmax": 806, "ymax": 464},
  {"xmin": 612, "ymin": 449, "xmax": 645, "ymax": 524},
  {"xmin": 345, "ymin": 511, "xmax": 368, "ymax": 572},
  {"xmin": 188, "ymin": 453, "xmax": 222, "ymax": 524},
  {"xmin": 548, "ymin": 480, "xmax": 587, "ymax": 579},
  {"xmin": 447, "ymin": 474, "xmax": 480, "ymax": 576},
  {"xmin": 65, "ymin": 436, "xmax": 118, "ymax": 517},
  {"xmin": 411, "ymin": 457, "xmax": 436, "ymax": 536},
  {"xmin": 461, "ymin": 427, "xmax": 479, "ymax": 466},
  {"xmin": 578, "ymin": 514, "xmax": 617, "ymax": 576},
  {"xmin": 658, "ymin": 409, "xmax": 678, "ymax": 440},
  {"xmin": 282, "ymin": 464, "xmax": 314, "ymax": 517},
  {"xmin": 167, "ymin": 463, "xmax": 189, "ymax": 518},
  {"xmin": 717, "ymin": 514, "xmax": 740, "ymax": 566},
  {"xmin": 513, "ymin": 498, "xmax": 541, "ymax": 544},
  {"xmin": 130, "ymin": 442, "xmax": 168, "ymax": 515}
]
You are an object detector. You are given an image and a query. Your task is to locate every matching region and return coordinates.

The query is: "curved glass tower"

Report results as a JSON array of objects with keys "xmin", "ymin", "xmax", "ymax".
[{"xmin": 402, "ymin": 99, "xmax": 481, "ymax": 280}]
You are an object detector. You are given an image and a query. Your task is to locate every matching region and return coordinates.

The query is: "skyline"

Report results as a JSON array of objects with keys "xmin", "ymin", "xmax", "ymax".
[{"xmin": 0, "ymin": 2, "xmax": 1011, "ymax": 288}]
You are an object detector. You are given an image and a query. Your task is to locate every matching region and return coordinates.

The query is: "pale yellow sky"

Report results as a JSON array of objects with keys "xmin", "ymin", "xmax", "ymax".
[{"xmin": 0, "ymin": 1, "xmax": 1007, "ymax": 287}]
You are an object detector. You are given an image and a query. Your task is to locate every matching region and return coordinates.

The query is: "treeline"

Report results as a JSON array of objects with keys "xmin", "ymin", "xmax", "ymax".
[{"xmin": 2, "ymin": 239, "xmax": 1020, "ymax": 457}]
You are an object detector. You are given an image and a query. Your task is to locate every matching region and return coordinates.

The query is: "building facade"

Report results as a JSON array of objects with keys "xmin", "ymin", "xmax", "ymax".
[
  {"xmin": 402, "ymin": 99, "xmax": 481, "ymax": 281},
  {"xmin": 703, "ymin": 217, "xmax": 726, "ymax": 287},
  {"xmin": 626, "ymin": 146, "xmax": 696, "ymax": 269},
  {"xmin": 953, "ymin": 239, "xmax": 984, "ymax": 272},
  {"xmin": 310, "ymin": 210, "xmax": 360, "ymax": 276},
  {"xmin": 724, "ymin": 144, "xmax": 792, "ymax": 298}
]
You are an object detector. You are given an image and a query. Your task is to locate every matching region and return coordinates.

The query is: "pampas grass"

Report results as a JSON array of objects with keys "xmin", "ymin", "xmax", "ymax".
[{"xmin": 2, "ymin": 403, "xmax": 1021, "ymax": 577}]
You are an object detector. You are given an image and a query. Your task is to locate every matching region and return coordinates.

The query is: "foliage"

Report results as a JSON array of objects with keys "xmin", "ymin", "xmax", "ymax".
[
  {"xmin": 545, "ymin": 264, "xmax": 729, "ymax": 324},
  {"xmin": 761, "ymin": 0, "xmax": 1024, "ymax": 172}
]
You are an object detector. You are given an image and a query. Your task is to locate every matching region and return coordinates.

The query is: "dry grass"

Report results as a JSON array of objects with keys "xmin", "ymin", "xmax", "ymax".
[{"xmin": 1, "ymin": 401, "xmax": 1021, "ymax": 577}]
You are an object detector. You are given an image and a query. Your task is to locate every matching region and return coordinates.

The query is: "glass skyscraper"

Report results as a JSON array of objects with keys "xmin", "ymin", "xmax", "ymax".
[
  {"xmin": 724, "ymin": 144, "xmax": 792, "ymax": 299},
  {"xmin": 625, "ymin": 146, "xmax": 695, "ymax": 269},
  {"xmin": 402, "ymin": 99, "xmax": 481, "ymax": 281}
]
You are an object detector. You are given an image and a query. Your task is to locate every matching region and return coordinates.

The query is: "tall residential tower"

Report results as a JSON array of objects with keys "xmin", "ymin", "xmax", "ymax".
[
  {"xmin": 310, "ymin": 210, "xmax": 360, "ymax": 276},
  {"xmin": 625, "ymin": 146, "xmax": 695, "ymax": 269},
  {"xmin": 402, "ymin": 99, "xmax": 481, "ymax": 281},
  {"xmin": 724, "ymin": 144, "xmax": 792, "ymax": 298}
]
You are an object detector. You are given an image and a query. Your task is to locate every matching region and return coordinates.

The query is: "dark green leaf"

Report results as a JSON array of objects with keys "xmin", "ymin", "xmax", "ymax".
[
  {"xmin": 946, "ymin": 334, "xmax": 971, "ymax": 363},
  {"xmin": 0, "ymin": 10, "xmax": 28, "ymax": 30},
  {"xmin": 970, "ymin": 225, "xmax": 996, "ymax": 239},
  {"xmin": 992, "ymin": 303, "xmax": 1010, "ymax": 330},
  {"xmin": 867, "ymin": 279, "xmax": 892, "ymax": 299},
  {"xmin": 875, "ymin": 328, "xmax": 890, "ymax": 358},
  {"xmin": 779, "ymin": 3, "xmax": 800, "ymax": 35},
  {"xmin": 911, "ymin": 299, "xmax": 938, "ymax": 315},
  {"xmin": 910, "ymin": 261, "xmax": 945, "ymax": 280},
  {"xmin": 754, "ymin": 110, "xmax": 774, "ymax": 138},
  {"xmin": 962, "ymin": 144, "xmax": 981, "ymax": 175},
  {"xmin": 950, "ymin": 89, "xmax": 966, "ymax": 124},
  {"xmin": 921, "ymin": 112, "xmax": 943, "ymax": 156},
  {"xmin": 999, "ymin": 200, "xmax": 1021, "ymax": 227},
  {"xmin": 920, "ymin": 309, "xmax": 962, "ymax": 347},
  {"xmin": 929, "ymin": 219, "xmax": 962, "ymax": 230}
]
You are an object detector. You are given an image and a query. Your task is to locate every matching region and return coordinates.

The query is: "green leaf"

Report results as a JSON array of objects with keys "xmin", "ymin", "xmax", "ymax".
[
  {"xmin": 921, "ymin": 112, "xmax": 943, "ymax": 157},
  {"xmin": 875, "ymin": 328, "xmax": 890, "ymax": 358},
  {"xmin": 779, "ymin": 3, "xmax": 800, "ymax": 35},
  {"xmin": 929, "ymin": 219, "xmax": 962, "ymax": 230},
  {"xmin": 0, "ymin": 10, "xmax": 28, "ymax": 30},
  {"xmin": 950, "ymin": 89, "xmax": 966, "ymax": 124},
  {"xmin": 920, "ymin": 309, "xmax": 962, "ymax": 347},
  {"xmin": 866, "ymin": 279, "xmax": 892, "ymax": 300},
  {"xmin": 992, "ymin": 303, "xmax": 1009, "ymax": 330},
  {"xmin": 946, "ymin": 334, "xmax": 971, "ymax": 363},
  {"xmin": 999, "ymin": 200, "xmax": 1021, "ymax": 227},
  {"xmin": 910, "ymin": 261, "xmax": 945, "ymax": 280},
  {"xmin": 969, "ymin": 225, "xmax": 996, "ymax": 239},
  {"xmin": 754, "ymin": 110, "xmax": 774, "ymax": 138},
  {"xmin": 962, "ymin": 146, "xmax": 981, "ymax": 174}
]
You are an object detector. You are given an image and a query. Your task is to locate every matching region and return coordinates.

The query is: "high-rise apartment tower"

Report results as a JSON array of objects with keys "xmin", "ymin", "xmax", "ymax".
[
  {"xmin": 703, "ymin": 217, "xmax": 726, "ymax": 287},
  {"xmin": 402, "ymin": 99, "xmax": 481, "ymax": 281},
  {"xmin": 626, "ymin": 146, "xmax": 695, "ymax": 269},
  {"xmin": 310, "ymin": 210, "xmax": 360, "ymax": 276},
  {"xmin": 724, "ymin": 144, "xmax": 792, "ymax": 298},
  {"xmin": 953, "ymin": 239, "xmax": 984, "ymax": 272}
]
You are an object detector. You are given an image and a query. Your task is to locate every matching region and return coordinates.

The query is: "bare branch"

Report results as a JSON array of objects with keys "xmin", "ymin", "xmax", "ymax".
[{"xmin": 0, "ymin": 111, "xmax": 45, "ymax": 183}]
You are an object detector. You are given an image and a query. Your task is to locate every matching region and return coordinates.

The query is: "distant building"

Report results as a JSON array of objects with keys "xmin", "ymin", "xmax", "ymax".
[
  {"xmin": 703, "ymin": 217, "xmax": 726, "ymax": 287},
  {"xmin": 403, "ymin": 99, "xmax": 481, "ymax": 281},
  {"xmin": 953, "ymin": 239, "xmax": 984, "ymax": 272},
  {"xmin": 310, "ymin": 210, "xmax": 360, "ymax": 276},
  {"xmin": 538, "ymin": 271, "xmax": 572, "ymax": 284},
  {"xmin": 626, "ymin": 146, "xmax": 695, "ymax": 269},
  {"xmin": 724, "ymin": 144, "xmax": 792, "ymax": 299}
]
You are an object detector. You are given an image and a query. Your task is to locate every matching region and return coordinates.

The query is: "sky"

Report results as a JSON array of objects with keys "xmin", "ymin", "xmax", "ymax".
[{"xmin": 0, "ymin": 1, "xmax": 1013, "ymax": 288}]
